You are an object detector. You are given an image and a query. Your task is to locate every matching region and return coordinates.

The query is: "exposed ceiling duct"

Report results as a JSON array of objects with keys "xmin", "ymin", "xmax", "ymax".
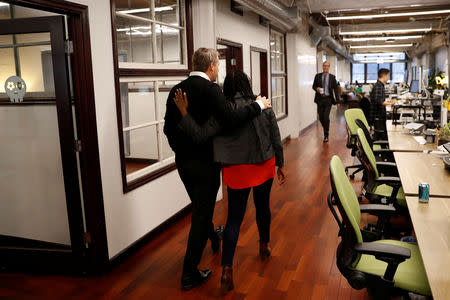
[
  {"xmin": 309, "ymin": 18, "xmax": 353, "ymax": 61},
  {"xmin": 233, "ymin": 0, "xmax": 300, "ymax": 32},
  {"xmin": 234, "ymin": 0, "xmax": 351, "ymax": 60}
]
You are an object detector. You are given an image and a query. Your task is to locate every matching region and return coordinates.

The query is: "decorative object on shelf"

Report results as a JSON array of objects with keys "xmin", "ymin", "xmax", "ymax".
[
  {"xmin": 4, "ymin": 76, "xmax": 27, "ymax": 103},
  {"xmin": 424, "ymin": 129, "xmax": 436, "ymax": 144},
  {"xmin": 427, "ymin": 69, "xmax": 448, "ymax": 99}
]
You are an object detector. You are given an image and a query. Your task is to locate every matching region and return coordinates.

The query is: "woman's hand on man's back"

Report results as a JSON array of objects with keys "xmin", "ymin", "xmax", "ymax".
[{"xmin": 277, "ymin": 166, "xmax": 287, "ymax": 185}]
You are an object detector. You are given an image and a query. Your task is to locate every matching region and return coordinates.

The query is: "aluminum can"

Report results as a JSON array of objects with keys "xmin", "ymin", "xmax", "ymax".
[{"xmin": 418, "ymin": 183, "xmax": 429, "ymax": 203}]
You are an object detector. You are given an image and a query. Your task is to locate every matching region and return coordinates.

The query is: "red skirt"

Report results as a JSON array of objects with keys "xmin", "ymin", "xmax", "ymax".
[{"xmin": 223, "ymin": 157, "xmax": 276, "ymax": 189}]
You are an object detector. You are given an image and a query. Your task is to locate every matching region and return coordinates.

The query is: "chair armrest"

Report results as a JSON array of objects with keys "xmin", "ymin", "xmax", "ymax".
[
  {"xmin": 373, "ymin": 149, "xmax": 393, "ymax": 153},
  {"xmin": 373, "ymin": 140, "xmax": 389, "ymax": 145},
  {"xmin": 354, "ymin": 242, "xmax": 411, "ymax": 281},
  {"xmin": 360, "ymin": 204, "xmax": 396, "ymax": 216},
  {"xmin": 376, "ymin": 162, "xmax": 398, "ymax": 175},
  {"xmin": 375, "ymin": 176, "xmax": 401, "ymax": 184},
  {"xmin": 374, "ymin": 129, "xmax": 386, "ymax": 134},
  {"xmin": 376, "ymin": 162, "xmax": 397, "ymax": 167},
  {"xmin": 354, "ymin": 242, "xmax": 411, "ymax": 261}
]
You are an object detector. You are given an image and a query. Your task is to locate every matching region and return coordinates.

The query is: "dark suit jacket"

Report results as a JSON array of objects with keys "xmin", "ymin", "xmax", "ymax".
[
  {"xmin": 312, "ymin": 72, "xmax": 340, "ymax": 104},
  {"xmin": 163, "ymin": 75, "xmax": 262, "ymax": 161}
]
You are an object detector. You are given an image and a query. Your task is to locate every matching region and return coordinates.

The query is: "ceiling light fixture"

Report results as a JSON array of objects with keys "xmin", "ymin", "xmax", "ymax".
[
  {"xmin": 354, "ymin": 52, "xmax": 404, "ymax": 56},
  {"xmin": 339, "ymin": 27, "xmax": 432, "ymax": 35},
  {"xmin": 343, "ymin": 35, "xmax": 422, "ymax": 41},
  {"xmin": 119, "ymin": 6, "xmax": 173, "ymax": 14},
  {"xmin": 328, "ymin": 9, "xmax": 450, "ymax": 21},
  {"xmin": 359, "ymin": 59, "xmax": 398, "ymax": 63},
  {"xmin": 350, "ymin": 44, "xmax": 413, "ymax": 48}
]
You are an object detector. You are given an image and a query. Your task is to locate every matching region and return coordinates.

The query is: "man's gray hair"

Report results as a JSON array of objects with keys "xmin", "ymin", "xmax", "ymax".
[{"xmin": 192, "ymin": 47, "xmax": 219, "ymax": 72}]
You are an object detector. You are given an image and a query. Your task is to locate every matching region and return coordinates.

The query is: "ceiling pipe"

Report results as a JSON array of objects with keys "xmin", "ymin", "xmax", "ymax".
[
  {"xmin": 233, "ymin": 0, "xmax": 300, "ymax": 32},
  {"xmin": 234, "ymin": 0, "xmax": 352, "ymax": 60},
  {"xmin": 308, "ymin": 18, "xmax": 353, "ymax": 61}
]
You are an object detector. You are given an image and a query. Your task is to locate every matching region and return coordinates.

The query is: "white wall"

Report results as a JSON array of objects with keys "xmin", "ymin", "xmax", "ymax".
[
  {"xmin": 337, "ymin": 58, "xmax": 351, "ymax": 84},
  {"xmin": 283, "ymin": 31, "xmax": 317, "ymax": 136},
  {"xmin": 65, "ymin": 0, "xmax": 192, "ymax": 259},
  {"xmin": 215, "ymin": 0, "xmax": 269, "ymax": 78}
]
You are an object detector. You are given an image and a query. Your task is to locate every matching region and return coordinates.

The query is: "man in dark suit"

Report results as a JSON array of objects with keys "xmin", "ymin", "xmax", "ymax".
[
  {"xmin": 312, "ymin": 61, "xmax": 340, "ymax": 142},
  {"xmin": 164, "ymin": 48, "xmax": 271, "ymax": 290}
]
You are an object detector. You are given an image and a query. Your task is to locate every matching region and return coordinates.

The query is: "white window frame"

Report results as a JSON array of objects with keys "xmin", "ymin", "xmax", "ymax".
[
  {"xmin": 119, "ymin": 76, "xmax": 186, "ymax": 182},
  {"xmin": 270, "ymin": 28, "xmax": 287, "ymax": 119}
]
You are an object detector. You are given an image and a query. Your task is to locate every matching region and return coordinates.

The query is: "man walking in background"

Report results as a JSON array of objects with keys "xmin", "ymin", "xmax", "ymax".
[{"xmin": 312, "ymin": 61, "xmax": 340, "ymax": 142}]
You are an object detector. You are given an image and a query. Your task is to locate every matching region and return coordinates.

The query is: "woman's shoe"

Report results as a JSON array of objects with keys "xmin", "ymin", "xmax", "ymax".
[
  {"xmin": 259, "ymin": 242, "xmax": 271, "ymax": 260},
  {"xmin": 220, "ymin": 266, "xmax": 234, "ymax": 294}
]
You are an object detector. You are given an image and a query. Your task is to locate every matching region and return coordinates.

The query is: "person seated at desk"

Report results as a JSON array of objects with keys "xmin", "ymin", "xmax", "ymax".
[{"xmin": 370, "ymin": 68, "xmax": 397, "ymax": 128}]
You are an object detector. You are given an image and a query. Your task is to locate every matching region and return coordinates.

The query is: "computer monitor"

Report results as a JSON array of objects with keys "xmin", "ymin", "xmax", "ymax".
[{"xmin": 410, "ymin": 80, "xmax": 419, "ymax": 93}]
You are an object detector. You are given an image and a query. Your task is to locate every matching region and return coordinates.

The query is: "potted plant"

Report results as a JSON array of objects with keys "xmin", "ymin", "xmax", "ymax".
[
  {"xmin": 438, "ymin": 123, "xmax": 450, "ymax": 146},
  {"xmin": 428, "ymin": 69, "xmax": 449, "ymax": 99}
]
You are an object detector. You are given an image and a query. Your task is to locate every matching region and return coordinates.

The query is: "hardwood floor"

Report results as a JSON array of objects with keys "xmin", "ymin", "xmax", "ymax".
[{"xmin": 0, "ymin": 106, "xmax": 371, "ymax": 299}]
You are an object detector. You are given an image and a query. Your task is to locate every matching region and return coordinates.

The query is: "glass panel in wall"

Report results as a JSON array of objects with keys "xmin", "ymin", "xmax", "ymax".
[
  {"xmin": 392, "ymin": 62, "xmax": 406, "ymax": 83},
  {"xmin": 352, "ymin": 63, "xmax": 365, "ymax": 83},
  {"xmin": 114, "ymin": 0, "xmax": 185, "ymax": 67},
  {"xmin": 116, "ymin": 15, "xmax": 154, "ymax": 64},
  {"xmin": 0, "ymin": 47, "xmax": 15, "ymax": 93},
  {"xmin": 120, "ymin": 78, "xmax": 182, "ymax": 181},
  {"xmin": 157, "ymin": 27, "xmax": 182, "ymax": 64},
  {"xmin": 366, "ymin": 63, "xmax": 378, "ymax": 83}
]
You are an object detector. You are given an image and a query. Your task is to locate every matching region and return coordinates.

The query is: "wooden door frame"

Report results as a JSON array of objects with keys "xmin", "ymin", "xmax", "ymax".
[
  {"xmin": 217, "ymin": 38, "xmax": 243, "ymax": 72},
  {"xmin": 0, "ymin": 15, "xmax": 89, "ymax": 273},
  {"xmin": 250, "ymin": 46, "xmax": 268, "ymax": 98},
  {"xmin": 5, "ymin": 0, "xmax": 108, "ymax": 274}
]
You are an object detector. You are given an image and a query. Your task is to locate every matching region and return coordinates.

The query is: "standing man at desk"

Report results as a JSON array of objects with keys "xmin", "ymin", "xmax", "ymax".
[
  {"xmin": 370, "ymin": 68, "xmax": 397, "ymax": 128},
  {"xmin": 312, "ymin": 61, "xmax": 340, "ymax": 143}
]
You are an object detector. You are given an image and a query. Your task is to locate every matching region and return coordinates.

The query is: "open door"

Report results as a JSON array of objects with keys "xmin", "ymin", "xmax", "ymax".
[
  {"xmin": 0, "ymin": 16, "xmax": 87, "ymax": 273},
  {"xmin": 250, "ymin": 47, "xmax": 268, "ymax": 98},
  {"xmin": 217, "ymin": 39, "xmax": 243, "ymax": 87}
]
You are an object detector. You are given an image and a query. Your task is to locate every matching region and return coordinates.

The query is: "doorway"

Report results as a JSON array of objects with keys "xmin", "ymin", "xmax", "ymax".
[
  {"xmin": 217, "ymin": 38, "xmax": 243, "ymax": 87},
  {"xmin": 0, "ymin": 1, "xmax": 107, "ymax": 274},
  {"xmin": 250, "ymin": 46, "xmax": 268, "ymax": 98}
]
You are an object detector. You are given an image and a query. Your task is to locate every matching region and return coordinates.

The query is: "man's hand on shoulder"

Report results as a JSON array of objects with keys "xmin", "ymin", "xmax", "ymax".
[{"xmin": 256, "ymin": 96, "xmax": 272, "ymax": 110}]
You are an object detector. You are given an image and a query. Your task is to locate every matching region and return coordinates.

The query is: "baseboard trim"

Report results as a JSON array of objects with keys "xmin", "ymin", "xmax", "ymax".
[
  {"xmin": 282, "ymin": 135, "xmax": 291, "ymax": 145},
  {"xmin": 109, "ymin": 203, "xmax": 193, "ymax": 269},
  {"xmin": 298, "ymin": 120, "xmax": 318, "ymax": 137}
]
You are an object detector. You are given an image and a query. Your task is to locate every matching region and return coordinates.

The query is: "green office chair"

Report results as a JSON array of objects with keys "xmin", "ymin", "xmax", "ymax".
[
  {"xmin": 355, "ymin": 128, "xmax": 406, "ymax": 209},
  {"xmin": 328, "ymin": 155, "xmax": 431, "ymax": 299},
  {"xmin": 355, "ymin": 119, "xmax": 394, "ymax": 163},
  {"xmin": 344, "ymin": 109, "xmax": 389, "ymax": 179}
]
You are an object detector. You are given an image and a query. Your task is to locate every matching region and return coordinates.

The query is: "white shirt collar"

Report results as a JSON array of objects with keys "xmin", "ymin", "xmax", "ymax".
[{"xmin": 189, "ymin": 71, "xmax": 211, "ymax": 81}]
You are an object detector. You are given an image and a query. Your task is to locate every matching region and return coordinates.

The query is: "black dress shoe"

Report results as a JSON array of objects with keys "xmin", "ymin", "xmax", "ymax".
[
  {"xmin": 211, "ymin": 225, "xmax": 224, "ymax": 254},
  {"xmin": 181, "ymin": 269, "xmax": 212, "ymax": 290},
  {"xmin": 323, "ymin": 136, "xmax": 329, "ymax": 143}
]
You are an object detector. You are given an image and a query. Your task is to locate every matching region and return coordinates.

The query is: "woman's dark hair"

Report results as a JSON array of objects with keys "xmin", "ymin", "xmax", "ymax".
[{"xmin": 223, "ymin": 70, "xmax": 256, "ymax": 101}]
